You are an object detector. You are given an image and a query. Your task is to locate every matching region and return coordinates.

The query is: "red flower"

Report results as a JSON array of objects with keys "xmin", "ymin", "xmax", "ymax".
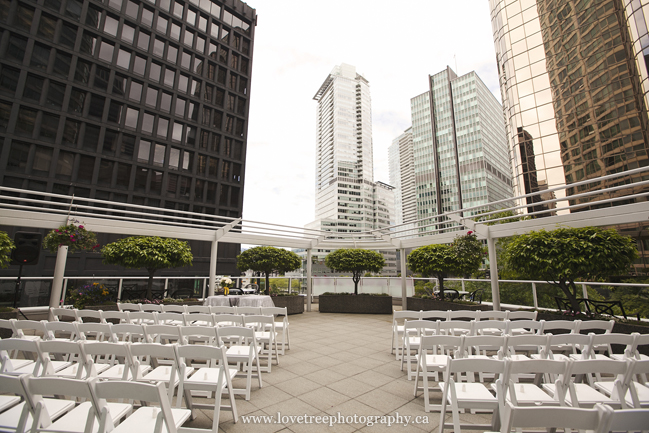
[
  {"xmin": 79, "ymin": 225, "xmax": 84, "ymax": 229},
  {"xmin": 467, "ymin": 230, "xmax": 473, "ymax": 235}
]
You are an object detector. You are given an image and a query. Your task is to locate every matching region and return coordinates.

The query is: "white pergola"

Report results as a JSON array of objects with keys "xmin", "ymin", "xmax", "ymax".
[{"xmin": 2, "ymin": 167, "xmax": 649, "ymax": 311}]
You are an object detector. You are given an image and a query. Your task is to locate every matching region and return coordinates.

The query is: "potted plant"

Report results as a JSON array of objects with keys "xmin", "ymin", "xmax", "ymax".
[
  {"xmin": 236, "ymin": 246, "xmax": 301, "ymax": 295},
  {"xmin": 220, "ymin": 277, "xmax": 233, "ymax": 296}
]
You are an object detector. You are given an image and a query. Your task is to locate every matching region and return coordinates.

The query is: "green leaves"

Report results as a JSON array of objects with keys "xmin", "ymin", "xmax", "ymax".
[
  {"xmin": 43, "ymin": 221, "xmax": 98, "ymax": 254},
  {"xmin": 101, "ymin": 236, "xmax": 193, "ymax": 271},
  {"xmin": 0, "ymin": 231, "xmax": 15, "ymax": 269},
  {"xmin": 324, "ymin": 249, "xmax": 385, "ymax": 295},
  {"xmin": 236, "ymin": 246, "xmax": 301, "ymax": 275},
  {"xmin": 502, "ymin": 226, "xmax": 639, "ymax": 311}
]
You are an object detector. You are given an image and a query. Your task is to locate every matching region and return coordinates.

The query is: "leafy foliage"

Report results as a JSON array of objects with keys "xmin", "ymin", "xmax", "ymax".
[
  {"xmin": 43, "ymin": 220, "xmax": 99, "ymax": 254},
  {"xmin": 502, "ymin": 226, "xmax": 638, "ymax": 313},
  {"xmin": 236, "ymin": 246, "xmax": 302, "ymax": 295},
  {"xmin": 101, "ymin": 236, "xmax": 193, "ymax": 299},
  {"xmin": 407, "ymin": 232, "xmax": 484, "ymax": 298},
  {"xmin": 324, "ymin": 249, "xmax": 385, "ymax": 295},
  {"xmin": 66, "ymin": 282, "xmax": 113, "ymax": 309},
  {"xmin": 0, "ymin": 231, "xmax": 15, "ymax": 269}
]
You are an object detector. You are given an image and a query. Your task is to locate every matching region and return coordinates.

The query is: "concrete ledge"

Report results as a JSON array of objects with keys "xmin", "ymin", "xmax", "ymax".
[{"xmin": 318, "ymin": 294, "xmax": 392, "ymax": 314}]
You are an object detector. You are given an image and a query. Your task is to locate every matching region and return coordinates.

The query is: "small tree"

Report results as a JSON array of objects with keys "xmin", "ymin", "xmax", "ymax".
[
  {"xmin": 408, "ymin": 232, "xmax": 483, "ymax": 298},
  {"xmin": 236, "ymin": 246, "xmax": 302, "ymax": 295},
  {"xmin": 502, "ymin": 227, "xmax": 638, "ymax": 313},
  {"xmin": 324, "ymin": 249, "xmax": 385, "ymax": 295},
  {"xmin": 101, "ymin": 236, "xmax": 193, "ymax": 300},
  {"xmin": 0, "ymin": 231, "xmax": 15, "ymax": 269}
]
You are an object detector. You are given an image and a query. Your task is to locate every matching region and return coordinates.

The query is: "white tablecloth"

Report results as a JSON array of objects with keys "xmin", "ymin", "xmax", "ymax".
[{"xmin": 204, "ymin": 295, "xmax": 274, "ymax": 308}]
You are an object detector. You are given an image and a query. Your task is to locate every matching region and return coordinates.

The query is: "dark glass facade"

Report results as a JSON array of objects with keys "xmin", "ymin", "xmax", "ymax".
[{"xmin": 0, "ymin": 0, "xmax": 256, "ymax": 277}]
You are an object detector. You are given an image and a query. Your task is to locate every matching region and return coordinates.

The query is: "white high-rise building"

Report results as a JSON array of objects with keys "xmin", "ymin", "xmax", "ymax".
[{"xmin": 306, "ymin": 63, "xmax": 396, "ymax": 275}]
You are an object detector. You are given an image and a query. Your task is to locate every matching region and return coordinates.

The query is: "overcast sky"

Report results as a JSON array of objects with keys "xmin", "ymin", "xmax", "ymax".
[{"xmin": 242, "ymin": 0, "xmax": 501, "ymax": 231}]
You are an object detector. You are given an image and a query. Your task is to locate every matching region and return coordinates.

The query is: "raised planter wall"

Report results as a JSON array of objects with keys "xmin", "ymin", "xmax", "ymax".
[
  {"xmin": 406, "ymin": 297, "xmax": 490, "ymax": 312},
  {"xmin": 318, "ymin": 295, "xmax": 392, "ymax": 314},
  {"xmin": 272, "ymin": 295, "xmax": 304, "ymax": 315}
]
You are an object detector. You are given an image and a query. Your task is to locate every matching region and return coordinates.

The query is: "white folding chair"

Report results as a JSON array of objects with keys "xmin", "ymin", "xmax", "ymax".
[
  {"xmin": 0, "ymin": 339, "xmax": 45, "ymax": 376},
  {"xmin": 38, "ymin": 340, "xmax": 88, "ymax": 379},
  {"xmin": 414, "ymin": 334, "xmax": 464, "ymax": 412},
  {"xmin": 11, "ymin": 320, "xmax": 48, "ymax": 341},
  {"xmin": 391, "ymin": 310, "xmax": 421, "ymax": 359},
  {"xmin": 99, "ymin": 311, "xmax": 130, "ymax": 325},
  {"xmin": 209, "ymin": 306, "xmax": 236, "ymax": 315},
  {"xmin": 474, "ymin": 320, "xmax": 509, "ymax": 336},
  {"xmin": 497, "ymin": 400, "xmax": 608, "ymax": 433},
  {"xmin": 49, "ymin": 308, "xmax": 79, "ymax": 323},
  {"xmin": 419, "ymin": 310, "xmax": 449, "ymax": 321},
  {"xmin": 91, "ymin": 380, "xmax": 191, "ymax": 433},
  {"xmin": 503, "ymin": 334, "xmax": 550, "ymax": 361},
  {"xmin": 438, "ymin": 319, "xmax": 474, "ymax": 337},
  {"xmin": 185, "ymin": 305, "xmax": 211, "ymax": 314},
  {"xmin": 76, "ymin": 323, "xmax": 116, "ymax": 343},
  {"xmin": 447, "ymin": 310, "xmax": 480, "ymax": 321},
  {"xmin": 601, "ymin": 404, "xmax": 649, "ymax": 433},
  {"xmin": 83, "ymin": 342, "xmax": 148, "ymax": 381},
  {"xmin": 144, "ymin": 324, "xmax": 182, "ymax": 345},
  {"xmin": 175, "ymin": 344, "xmax": 239, "ymax": 431},
  {"xmin": 24, "ymin": 376, "xmax": 132, "ymax": 433},
  {"xmin": 130, "ymin": 343, "xmax": 189, "ymax": 403},
  {"xmin": 44, "ymin": 321, "xmax": 80, "ymax": 342},
  {"xmin": 75, "ymin": 310, "xmax": 104, "ymax": 324},
  {"xmin": 0, "ymin": 374, "xmax": 75, "ymax": 433},
  {"xmin": 261, "ymin": 307, "xmax": 291, "ymax": 355},
  {"xmin": 212, "ymin": 314, "xmax": 243, "ymax": 328},
  {"xmin": 544, "ymin": 333, "xmax": 592, "ymax": 361},
  {"xmin": 235, "ymin": 307, "xmax": 261, "ymax": 316},
  {"xmin": 596, "ymin": 358, "xmax": 649, "ymax": 408},
  {"xmin": 161, "ymin": 305, "xmax": 186, "ymax": 314},
  {"xmin": 401, "ymin": 319, "xmax": 439, "ymax": 380},
  {"xmin": 506, "ymin": 310, "xmax": 537, "ymax": 321},
  {"xmin": 183, "ymin": 313, "xmax": 214, "ymax": 327},
  {"xmin": 126, "ymin": 312, "xmax": 157, "ymax": 326},
  {"xmin": 216, "ymin": 326, "xmax": 262, "ymax": 400},
  {"xmin": 438, "ymin": 357, "xmax": 507, "ymax": 432},
  {"xmin": 109, "ymin": 323, "xmax": 146, "ymax": 343},
  {"xmin": 540, "ymin": 319, "xmax": 579, "ymax": 335},
  {"xmin": 155, "ymin": 312, "xmax": 185, "ymax": 327},
  {"xmin": 505, "ymin": 358, "xmax": 569, "ymax": 407},
  {"xmin": 117, "ymin": 303, "xmax": 141, "ymax": 312},
  {"xmin": 479, "ymin": 310, "xmax": 509, "ymax": 321},
  {"xmin": 178, "ymin": 325, "xmax": 217, "ymax": 346},
  {"xmin": 243, "ymin": 315, "xmax": 279, "ymax": 373},
  {"xmin": 139, "ymin": 304, "xmax": 163, "ymax": 313},
  {"xmin": 506, "ymin": 319, "xmax": 543, "ymax": 336},
  {"xmin": 601, "ymin": 333, "xmax": 638, "ymax": 361}
]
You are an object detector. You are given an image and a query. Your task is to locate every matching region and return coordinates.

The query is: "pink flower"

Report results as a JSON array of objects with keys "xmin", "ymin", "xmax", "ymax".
[
  {"xmin": 467, "ymin": 230, "xmax": 473, "ymax": 235},
  {"xmin": 79, "ymin": 225, "xmax": 84, "ymax": 229}
]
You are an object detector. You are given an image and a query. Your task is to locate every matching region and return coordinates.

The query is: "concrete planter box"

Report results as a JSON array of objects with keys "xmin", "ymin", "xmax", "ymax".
[
  {"xmin": 318, "ymin": 295, "xmax": 392, "ymax": 314},
  {"xmin": 271, "ymin": 295, "xmax": 304, "ymax": 315},
  {"xmin": 406, "ymin": 297, "xmax": 489, "ymax": 312}
]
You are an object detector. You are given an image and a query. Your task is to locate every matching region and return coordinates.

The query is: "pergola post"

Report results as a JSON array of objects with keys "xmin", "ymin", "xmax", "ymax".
[
  {"xmin": 209, "ymin": 237, "xmax": 218, "ymax": 297},
  {"xmin": 400, "ymin": 248, "xmax": 407, "ymax": 310},
  {"xmin": 49, "ymin": 245, "xmax": 68, "ymax": 308},
  {"xmin": 306, "ymin": 248, "xmax": 312, "ymax": 312},
  {"xmin": 487, "ymin": 235, "xmax": 501, "ymax": 311}
]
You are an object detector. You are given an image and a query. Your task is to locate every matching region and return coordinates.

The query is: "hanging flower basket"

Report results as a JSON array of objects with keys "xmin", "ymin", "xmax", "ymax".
[{"xmin": 43, "ymin": 220, "xmax": 99, "ymax": 254}]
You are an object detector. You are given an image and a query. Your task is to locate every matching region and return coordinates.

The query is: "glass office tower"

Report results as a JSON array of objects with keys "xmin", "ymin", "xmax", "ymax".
[
  {"xmin": 0, "ymin": 0, "xmax": 256, "ymax": 277},
  {"xmin": 489, "ymin": 0, "xmax": 649, "ymax": 212}
]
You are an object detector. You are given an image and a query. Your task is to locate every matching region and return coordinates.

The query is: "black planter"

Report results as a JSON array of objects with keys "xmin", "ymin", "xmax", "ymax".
[
  {"xmin": 0, "ymin": 310, "xmax": 17, "ymax": 338},
  {"xmin": 318, "ymin": 295, "xmax": 392, "ymax": 314},
  {"xmin": 271, "ymin": 295, "xmax": 304, "ymax": 315},
  {"xmin": 406, "ymin": 297, "xmax": 489, "ymax": 312}
]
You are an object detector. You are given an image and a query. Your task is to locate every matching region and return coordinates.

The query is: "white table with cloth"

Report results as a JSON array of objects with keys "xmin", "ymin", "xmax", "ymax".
[{"xmin": 204, "ymin": 295, "xmax": 275, "ymax": 308}]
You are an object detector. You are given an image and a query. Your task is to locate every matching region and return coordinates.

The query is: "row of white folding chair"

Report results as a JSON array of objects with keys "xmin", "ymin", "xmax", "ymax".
[
  {"xmin": 0, "ymin": 374, "xmax": 193, "ymax": 433},
  {"xmin": 495, "ymin": 401, "xmax": 649, "ymax": 433},
  {"xmin": 115, "ymin": 303, "xmax": 271, "ymax": 316},
  {"xmin": 432, "ymin": 357, "xmax": 648, "ymax": 432}
]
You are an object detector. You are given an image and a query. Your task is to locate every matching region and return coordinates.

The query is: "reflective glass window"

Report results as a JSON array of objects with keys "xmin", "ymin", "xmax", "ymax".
[
  {"xmin": 121, "ymin": 23, "xmax": 135, "ymax": 44},
  {"xmin": 31, "ymin": 43, "xmax": 51, "ymax": 70},
  {"xmin": 23, "ymin": 74, "xmax": 44, "ymax": 102},
  {"xmin": 33, "ymin": 146, "xmax": 53, "ymax": 173},
  {"xmin": 138, "ymin": 139, "xmax": 151, "ymax": 162},
  {"xmin": 157, "ymin": 117, "xmax": 169, "ymax": 138},
  {"xmin": 37, "ymin": 13, "xmax": 56, "ymax": 40},
  {"xmin": 56, "ymin": 151, "xmax": 75, "ymax": 179},
  {"xmin": 142, "ymin": 112, "xmax": 154, "ymax": 134}
]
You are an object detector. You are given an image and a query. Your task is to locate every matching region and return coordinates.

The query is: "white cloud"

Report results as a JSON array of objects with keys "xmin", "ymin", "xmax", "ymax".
[{"xmin": 243, "ymin": 0, "xmax": 500, "ymax": 230}]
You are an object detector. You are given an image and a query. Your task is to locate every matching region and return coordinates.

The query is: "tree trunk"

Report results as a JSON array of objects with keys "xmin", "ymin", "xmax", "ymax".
[
  {"xmin": 264, "ymin": 272, "xmax": 270, "ymax": 295},
  {"xmin": 438, "ymin": 274, "xmax": 445, "ymax": 299},
  {"xmin": 146, "ymin": 268, "xmax": 156, "ymax": 300},
  {"xmin": 557, "ymin": 281, "xmax": 581, "ymax": 313},
  {"xmin": 353, "ymin": 272, "xmax": 360, "ymax": 295}
]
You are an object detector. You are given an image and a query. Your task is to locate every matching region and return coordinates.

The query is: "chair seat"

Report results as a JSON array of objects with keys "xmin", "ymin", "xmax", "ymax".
[
  {"xmin": 2, "ymin": 358, "xmax": 35, "ymax": 372},
  {"xmin": 141, "ymin": 366, "xmax": 193, "ymax": 384},
  {"xmin": 185, "ymin": 367, "xmax": 238, "ymax": 385},
  {"xmin": 42, "ymin": 401, "xmax": 132, "ymax": 433},
  {"xmin": 99, "ymin": 364, "xmax": 151, "ymax": 380},
  {"xmin": 0, "ymin": 398, "xmax": 75, "ymax": 431},
  {"xmin": 423, "ymin": 354, "xmax": 449, "ymax": 368},
  {"xmin": 508, "ymin": 384, "xmax": 557, "ymax": 404},
  {"xmin": 111, "ymin": 407, "xmax": 191, "ymax": 433},
  {"xmin": 52, "ymin": 363, "xmax": 85, "ymax": 378},
  {"xmin": 226, "ymin": 345, "xmax": 261, "ymax": 358},
  {"xmin": 544, "ymin": 383, "xmax": 617, "ymax": 406},
  {"xmin": 14, "ymin": 360, "xmax": 72, "ymax": 375},
  {"xmin": 0, "ymin": 395, "xmax": 20, "ymax": 413},
  {"xmin": 439, "ymin": 382, "xmax": 498, "ymax": 405},
  {"xmin": 595, "ymin": 381, "xmax": 649, "ymax": 406}
]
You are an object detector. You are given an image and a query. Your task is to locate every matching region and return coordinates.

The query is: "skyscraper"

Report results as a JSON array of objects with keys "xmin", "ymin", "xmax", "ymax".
[
  {"xmin": 388, "ymin": 127, "xmax": 417, "ymax": 236},
  {"xmin": 489, "ymin": 0, "xmax": 649, "ymax": 211},
  {"xmin": 410, "ymin": 67, "xmax": 513, "ymax": 232},
  {"xmin": 308, "ymin": 63, "xmax": 396, "ymax": 274},
  {"xmin": 0, "ymin": 0, "xmax": 256, "ymax": 277}
]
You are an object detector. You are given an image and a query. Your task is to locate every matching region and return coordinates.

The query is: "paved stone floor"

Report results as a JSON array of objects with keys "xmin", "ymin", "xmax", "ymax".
[{"xmin": 182, "ymin": 307, "xmax": 492, "ymax": 432}]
